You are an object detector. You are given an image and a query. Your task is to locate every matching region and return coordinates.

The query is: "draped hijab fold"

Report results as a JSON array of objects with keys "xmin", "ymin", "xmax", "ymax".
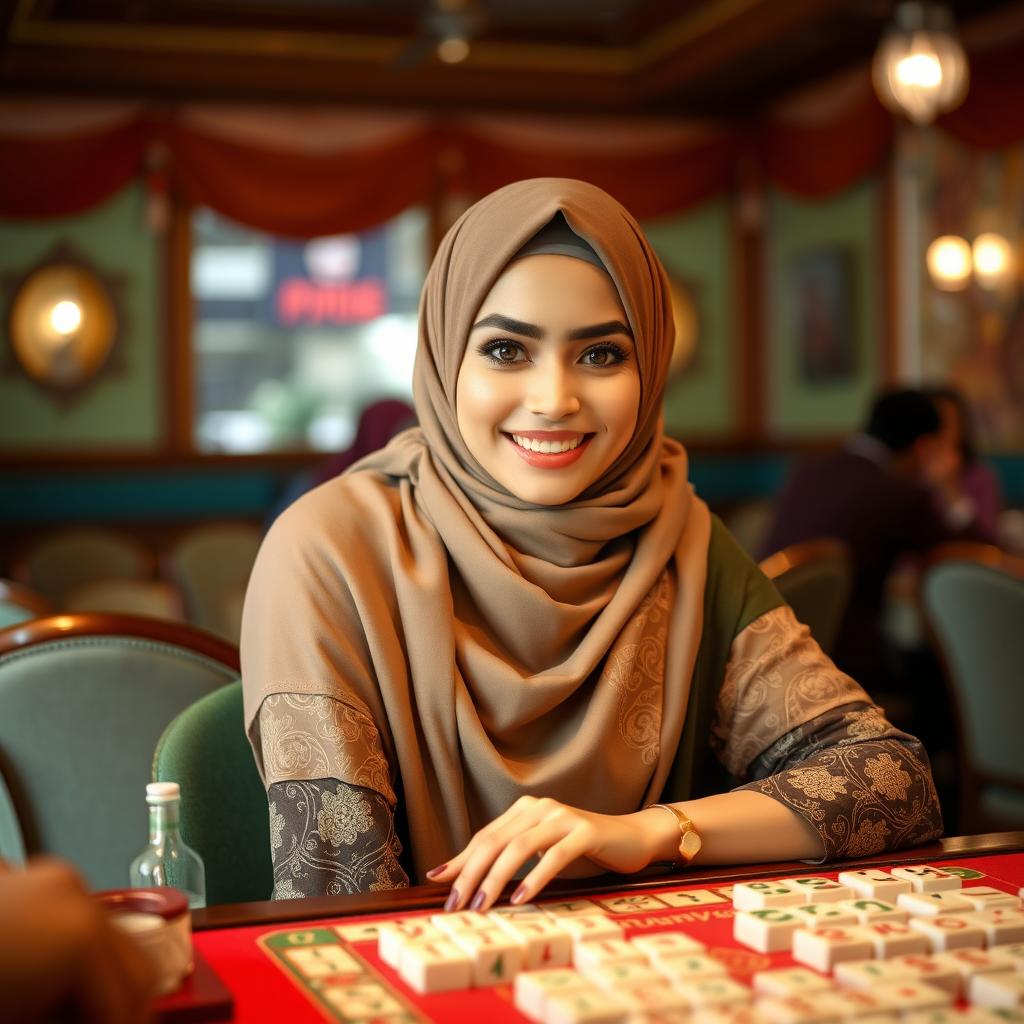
[{"xmin": 242, "ymin": 178, "xmax": 712, "ymax": 879}]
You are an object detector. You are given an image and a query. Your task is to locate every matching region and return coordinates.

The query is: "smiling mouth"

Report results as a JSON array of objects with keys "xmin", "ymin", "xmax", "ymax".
[{"xmin": 509, "ymin": 433, "xmax": 588, "ymax": 454}]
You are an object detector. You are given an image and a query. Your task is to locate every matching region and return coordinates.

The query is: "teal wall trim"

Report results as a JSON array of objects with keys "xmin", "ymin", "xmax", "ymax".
[{"xmin": 3, "ymin": 454, "xmax": 1021, "ymax": 527}]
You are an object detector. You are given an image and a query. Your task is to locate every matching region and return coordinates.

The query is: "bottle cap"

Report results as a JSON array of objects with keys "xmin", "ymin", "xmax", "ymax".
[{"xmin": 146, "ymin": 782, "xmax": 180, "ymax": 804}]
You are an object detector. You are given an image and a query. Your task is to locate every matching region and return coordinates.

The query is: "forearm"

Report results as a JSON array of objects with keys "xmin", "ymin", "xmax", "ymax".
[
  {"xmin": 268, "ymin": 778, "xmax": 409, "ymax": 898},
  {"xmin": 634, "ymin": 791, "xmax": 824, "ymax": 868}
]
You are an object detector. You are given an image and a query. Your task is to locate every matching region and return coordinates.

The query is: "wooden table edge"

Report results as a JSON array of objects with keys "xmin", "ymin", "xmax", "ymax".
[{"xmin": 191, "ymin": 830, "xmax": 1024, "ymax": 931}]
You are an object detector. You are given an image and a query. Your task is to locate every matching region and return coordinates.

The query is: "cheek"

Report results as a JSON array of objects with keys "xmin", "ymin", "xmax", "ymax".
[{"xmin": 456, "ymin": 364, "xmax": 507, "ymax": 441}]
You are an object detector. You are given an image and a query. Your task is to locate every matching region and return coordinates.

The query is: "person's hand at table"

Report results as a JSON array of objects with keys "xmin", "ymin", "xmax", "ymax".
[
  {"xmin": 424, "ymin": 795, "xmax": 673, "ymax": 912},
  {"xmin": 0, "ymin": 856, "xmax": 157, "ymax": 1024}
]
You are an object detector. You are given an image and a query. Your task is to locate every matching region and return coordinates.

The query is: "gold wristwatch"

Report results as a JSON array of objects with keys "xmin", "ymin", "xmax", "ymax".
[{"xmin": 652, "ymin": 803, "xmax": 702, "ymax": 863}]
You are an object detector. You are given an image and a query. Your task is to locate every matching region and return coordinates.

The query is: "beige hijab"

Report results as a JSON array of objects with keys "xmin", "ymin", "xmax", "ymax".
[{"xmin": 243, "ymin": 178, "xmax": 711, "ymax": 879}]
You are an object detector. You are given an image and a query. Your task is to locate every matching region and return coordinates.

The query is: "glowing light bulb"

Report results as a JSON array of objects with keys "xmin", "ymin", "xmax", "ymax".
[
  {"xmin": 895, "ymin": 52, "xmax": 942, "ymax": 88},
  {"xmin": 926, "ymin": 235, "xmax": 971, "ymax": 290},
  {"xmin": 972, "ymin": 232, "xmax": 1015, "ymax": 289},
  {"xmin": 50, "ymin": 299, "xmax": 82, "ymax": 335}
]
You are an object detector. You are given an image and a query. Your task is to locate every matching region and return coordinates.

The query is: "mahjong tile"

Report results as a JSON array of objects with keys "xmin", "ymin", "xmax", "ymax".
[
  {"xmin": 491, "ymin": 913, "xmax": 573, "ymax": 969},
  {"xmin": 891, "ymin": 868, "xmax": 963, "ymax": 893},
  {"xmin": 992, "ymin": 944, "xmax": 1024, "ymax": 971},
  {"xmin": 672, "ymin": 977, "xmax": 752, "ymax": 1008},
  {"xmin": 792, "ymin": 903, "xmax": 860, "ymax": 929},
  {"xmin": 431, "ymin": 910, "xmax": 495, "ymax": 934},
  {"xmin": 969, "ymin": 973, "xmax": 1024, "ymax": 1009},
  {"xmin": 322, "ymin": 982, "xmax": 405, "ymax": 1018},
  {"xmin": 861, "ymin": 921, "xmax": 931, "ymax": 958},
  {"xmin": 448, "ymin": 927, "xmax": 524, "ymax": 986},
  {"xmin": 817, "ymin": 986, "xmax": 890, "ymax": 1018},
  {"xmin": 873, "ymin": 980, "xmax": 954, "ymax": 1013},
  {"xmin": 542, "ymin": 900, "xmax": 606, "ymax": 917},
  {"xmin": 899, "ymin": 892, "xmax": 976, "ymax": 916},
  {"xmin": 573, "ymin": 938, "xmax": 646, "ymax": 973},
  {"xmin": 514, "ymin": 967, "xmax": 591, "ymax": 1022},
  {"xmin": 965, "ymin": 909, "xmax": 1024, "ymax": 946},
  {"xmin": 782, "ymin": 877, "xmax": 855, "ymax": 903},
  {"xmin": 890, "ymin": 954, "xmax": 963, "ymax": 993},
  {"xmin": 838, "ymin": 870, "xmax": 913, "ymax": 902},
  {"xmin": 934, "ymin": 949, "xmax": 1017, "ymax": 989},
  {"xmin": 584, "ymin": 960, "xmax": 664, "ymax": 990},
  {"xmin": 792, "ymin": 926, "xmax": 875, "ymax": 972},
  {"xmin": 757, "ymin": 994, "xmax": 840, "ymax": 1024},
  {"xmin": 398, "ymin": 938, "xmax": 473, "ymax": 994},
  {"xmin": 910, "ymin": 915, "xmax": 987, "ymax": 952},
  {"xmin": 752, "ymin": 967, "xmax": 836, "ymax": 997},
  {"xmin": 652, "ymin": 951, "xmax": 728, "ymax": 981},
  {"xmin": 960, "ymin": 890, "xmax": 1021, "ymax": 912},
  {"xmin": 615, "ymin": 984, "xmax": 689, "ymax": 1014},
  {"xmin": 543, "ymin": 987, "xmax": 628, "ymax": 1024},
  {"xmin": 834, "ymin": 959, "xmax": 914, "ymax": 990},
  {"xmin": 379, "ymin": 919, "xmax": 448, "ymax": 967},
  {"xmin": 733, "ymin": 908, "xmax": 803, "ymax": 953},
  {"xmin": 838, "ymin": 899, "xmax": 909, "ymax": 924},
  {"xmin": 733, "ymin": 881, "xmax": 802, "ymax": 911}
]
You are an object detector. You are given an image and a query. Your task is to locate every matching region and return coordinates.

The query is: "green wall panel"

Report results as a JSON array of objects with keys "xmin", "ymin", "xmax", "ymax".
[
  {"xmin": 644, "ymin": 200, "xmax": 735, "ymax": 439},
  {"xmin": 766, "ymin": 180, "xmax": 880, "ymax": 437},
  {"xmin": 0, "ymin": 186, "xmax": 161, "ymax": 452}
]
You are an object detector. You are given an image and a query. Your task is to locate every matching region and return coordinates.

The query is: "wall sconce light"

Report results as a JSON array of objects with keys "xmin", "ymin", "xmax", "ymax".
[
  {"xmin": 872, "ymin": 2, "xmax": 969, "ymax": 124},
  {"xmin": 926, "ymin": 232, "xmax": 1017, "ymax": 291}
]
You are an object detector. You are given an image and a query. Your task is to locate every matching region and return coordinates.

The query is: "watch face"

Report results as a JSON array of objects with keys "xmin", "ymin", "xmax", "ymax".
[{"xmin": 680, "ymin": 830, "xmax": 702, "ymax": 861}]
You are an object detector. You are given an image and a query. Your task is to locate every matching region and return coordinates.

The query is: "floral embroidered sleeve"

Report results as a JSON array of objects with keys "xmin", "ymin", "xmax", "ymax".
[
  {"xmin": 710, "ymin": 605, "xmax": 943, "ymax": 861},
  {"xmin": 267, "ymin": 779, "xmax": 409, "ymax": 898},
  {"xmin": 255, "ymin": 693, "xmax": 410, "ymax": 898}
]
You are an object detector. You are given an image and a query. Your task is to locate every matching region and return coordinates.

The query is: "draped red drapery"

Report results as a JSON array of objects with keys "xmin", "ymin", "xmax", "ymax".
[{"xmin": 1, "ymin": 42, "xmax": 1022, "ymax": 233}]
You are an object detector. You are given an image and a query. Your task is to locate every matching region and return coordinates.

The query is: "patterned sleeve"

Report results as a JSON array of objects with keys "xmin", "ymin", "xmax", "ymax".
[
  {"xmin": 710, "ymin": 605, "xmax": 943, "ymax": 861},
  {"xmin": 268, "ymin": 779, "xmax": 409, "ymax": 898},
  {"xmin": 256, "ymin": 694, "xmax": 410, "ymax": 897}
]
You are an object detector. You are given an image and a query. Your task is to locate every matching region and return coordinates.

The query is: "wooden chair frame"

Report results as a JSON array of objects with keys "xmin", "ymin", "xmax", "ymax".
[
  {"xmin": 0, "ymin": 612, "xmax": 239, "ymax": 671},
  {"xmin": 758, "ymin": 537, "xmax": 851, "ymax": 581},
  {"xmin": 0, "ymin": 578, "xmax": 53, "ymax": 620}
]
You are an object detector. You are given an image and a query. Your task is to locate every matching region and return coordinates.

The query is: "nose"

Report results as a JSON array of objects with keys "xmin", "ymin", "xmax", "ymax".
[{"xmin": 524, "ymin": 363, "xmax": 581, "ymax": 420}]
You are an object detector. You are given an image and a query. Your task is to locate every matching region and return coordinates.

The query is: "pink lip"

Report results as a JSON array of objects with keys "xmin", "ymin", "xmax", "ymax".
[{"xmin": 504, "ymin": 432, "xmax": 593, "ymax": 469}]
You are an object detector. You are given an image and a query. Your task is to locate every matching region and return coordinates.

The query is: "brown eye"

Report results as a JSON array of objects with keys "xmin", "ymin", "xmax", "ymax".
[
  {"xmin": 481, "ymin": 340, "xmax": 527, "ymax": 365},
  {"xmin": 581, "ymin": 343, "xmax": 628, "ymax": 367}
]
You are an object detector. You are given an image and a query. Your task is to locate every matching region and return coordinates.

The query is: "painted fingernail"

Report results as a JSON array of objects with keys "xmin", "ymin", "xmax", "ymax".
[
  {"xmin": 426, "ymin": 864, "xmax": 447, "ymax": 879},
  {"xmin": 510, "ymin": 884, "xmax": 528, "ymax": 905},
  {"xmin": 444, "ymin": 888, "xmax": 460, "ymax": 912},
  {"xmin": 470, "ymin": 890, "xmax": 485, "ymax": 911}
]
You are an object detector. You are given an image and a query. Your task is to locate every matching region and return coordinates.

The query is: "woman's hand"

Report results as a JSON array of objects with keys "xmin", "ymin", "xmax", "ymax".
[{"xmin": 425, "ymin": 796, "xmax": 674, "ymax": 912}]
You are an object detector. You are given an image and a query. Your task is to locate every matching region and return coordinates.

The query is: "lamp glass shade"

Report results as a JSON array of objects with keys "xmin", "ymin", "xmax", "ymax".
[{"xmin": 872, "ymin": 3, "xmax": 969, "ymax": 124}]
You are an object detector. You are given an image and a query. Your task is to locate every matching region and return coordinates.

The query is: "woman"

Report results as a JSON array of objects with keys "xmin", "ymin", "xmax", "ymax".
[{"xmin": 242, "ymin": 179, "xmax": 941, "ymax": 909}]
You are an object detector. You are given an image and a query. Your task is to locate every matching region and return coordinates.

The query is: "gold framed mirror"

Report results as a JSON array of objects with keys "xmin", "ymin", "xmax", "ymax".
[{"xmin": 7, "ymin": 250, "xmax": 121, "ymax": 396}]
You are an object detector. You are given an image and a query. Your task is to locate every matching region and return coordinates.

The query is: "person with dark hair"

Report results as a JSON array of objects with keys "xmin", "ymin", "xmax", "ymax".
[
  {"xmin": 760, "ymin": 387, "xmax": 986, "ymax": 696},
  {"xmin": 924, "ymin": 385, "xmax": 1004, "ymax": 543}
]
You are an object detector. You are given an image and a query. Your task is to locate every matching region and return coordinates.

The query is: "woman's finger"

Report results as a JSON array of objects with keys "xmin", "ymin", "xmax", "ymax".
[
  {"xmin": 469, "ymin": 817, "xmax": 581, "ymax": 911},
  {"xmin": 510, "ymin": 830, "xmax": 593, "ymax": 906},
  {"xmin": 445, "ymin": 801, "xmax": 562, "ymax": 911},
  {"xmin": 426, "ymin": 796, "xmax": 543, "ymax": 882}
]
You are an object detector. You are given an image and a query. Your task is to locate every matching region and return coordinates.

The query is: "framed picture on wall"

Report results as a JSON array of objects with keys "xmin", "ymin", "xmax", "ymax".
[{"xmin": 790, "ymin": 245, "xmax": 858, "ymax": 383}]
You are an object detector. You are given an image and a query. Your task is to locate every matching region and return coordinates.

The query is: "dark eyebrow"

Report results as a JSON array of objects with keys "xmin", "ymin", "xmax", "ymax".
[
  {"xmin": 470, "ymin": 314, "xmax": 543, "ymax": 339},
  {"xmin": 567, "ymin": 320, "xmax": 633, "ymax": 341}
]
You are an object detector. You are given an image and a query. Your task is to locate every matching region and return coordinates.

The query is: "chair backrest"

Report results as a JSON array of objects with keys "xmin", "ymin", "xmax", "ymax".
[
  {"xmin": 0, "ymin": 578, "xmax": 53, "ymax": 630},
  {"xmin": 16, "ymin": 527, "xmax": 154, "ymax": 607},
  {"xmin": 922, "ymin": 560, "xmax": 1024, "ymax": 829},
  {"xmin": 64, "ymin": 578, "xmax": 186, "ymax": 622},
  {"xmin": 0, "ymin": 614, "xmax": 239, "ymax": 890},
  {"xmin": 153, "ymin": 681, "xmax": 272, "ymax": 906},
  {"xmin": 759, "ymin": 538, "xmax": 852, "ymax": 656},
  {"xmin": 169, "ymin": 523, "xmax": 262, "ymax": 643}
]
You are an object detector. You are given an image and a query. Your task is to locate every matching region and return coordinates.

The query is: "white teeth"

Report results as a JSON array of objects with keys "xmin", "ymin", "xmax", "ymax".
[{"xmin": 511, "ymin": 434, "xmax": 584, "ymax": 454}]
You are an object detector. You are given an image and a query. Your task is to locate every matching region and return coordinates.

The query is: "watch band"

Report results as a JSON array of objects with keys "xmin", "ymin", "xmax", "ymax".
[{"xmin": 652, "ymin": 803, "xmax": 702, "ymax": 863}]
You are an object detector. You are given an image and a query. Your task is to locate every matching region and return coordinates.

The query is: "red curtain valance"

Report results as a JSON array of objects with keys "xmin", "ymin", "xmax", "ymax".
[{"xmin": 1, "ymin": 39, "xmax": 1022, "ymax": 233}]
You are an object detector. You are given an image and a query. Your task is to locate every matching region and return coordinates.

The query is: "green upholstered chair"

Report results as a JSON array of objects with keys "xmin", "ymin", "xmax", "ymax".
[
  {"xmin": 153, "ymin": 681, "xmax": 272, "ymax": 906},
  {"xmin": 759, "ymin": 538, "xmax": 852, "ymax": 656},
  {"xmin": 0, "ymin": 578, "xmax": 53, "ymax": 630},
  {"xmin": 922, "ymin": 559, "xmax": 1024, "ymax": 832},
  {"xmin": 0, "ymin": 614, "xmax": 238, "ymax": 890}
]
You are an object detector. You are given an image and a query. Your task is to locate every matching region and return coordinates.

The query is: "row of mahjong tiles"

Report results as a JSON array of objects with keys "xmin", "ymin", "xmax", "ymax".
[{"xmin": 367, "ymin": 864, "xmax": 1024, "ymax": 1023}]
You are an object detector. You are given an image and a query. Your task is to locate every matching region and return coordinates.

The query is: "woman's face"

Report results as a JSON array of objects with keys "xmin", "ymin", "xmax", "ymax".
[{"xmin": 456, "ymin": 254, "xmax": 641, "ymax": 506}]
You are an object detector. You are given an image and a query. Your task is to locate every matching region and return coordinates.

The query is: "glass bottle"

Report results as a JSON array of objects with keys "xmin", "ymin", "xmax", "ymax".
[{"xmin": 129, "ymin": 782, "xmax": 206, "ymax": 909}]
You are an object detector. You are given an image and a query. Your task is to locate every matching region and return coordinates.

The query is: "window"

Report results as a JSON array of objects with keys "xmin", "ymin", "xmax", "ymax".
[{"xmin": 191, "ymin": 207, "xmax": 426, "ymax": 453}]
